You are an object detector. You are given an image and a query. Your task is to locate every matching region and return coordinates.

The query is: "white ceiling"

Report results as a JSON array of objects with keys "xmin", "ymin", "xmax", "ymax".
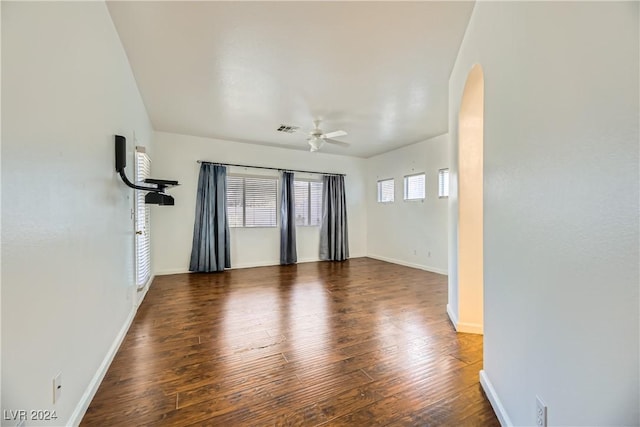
[{"xmin": 107, "ymin": 1, "xmax": 474, "ymax": 158}]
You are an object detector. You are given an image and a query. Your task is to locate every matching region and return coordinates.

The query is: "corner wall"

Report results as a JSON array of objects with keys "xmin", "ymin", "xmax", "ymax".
[
  {"xmin": 2, "ymin": 2, "xmax": 153, "ymax": 425},
  {"xmin": 151, "ymin": 131, "xmax": 367, "ymax": 274},
  {"xmin": 366, "ymin": 134, "xmax": 449, "ymax": 275},
  {"xmin": 449, "ymin": 2, "xmax": 639, "ymax": 425}
]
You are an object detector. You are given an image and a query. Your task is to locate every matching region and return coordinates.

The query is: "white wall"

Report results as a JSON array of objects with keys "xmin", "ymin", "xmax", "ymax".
[
  {"xmin": 151, "ymin": 131, "xmax": 367, "ymax": 274},
  {"xmin": 2, "ymin": 2, "xmax": 153, "ymax": 425},
  {"xmin": 449, "ymin": 2, "xmax": 639, "ymax": 426},
  {"xmin": 366, "ymin": 134, "xmax": 449, "ymax": 275}
]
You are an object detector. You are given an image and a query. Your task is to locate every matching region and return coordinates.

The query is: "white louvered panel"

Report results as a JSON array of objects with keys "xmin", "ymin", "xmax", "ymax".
[
  {"xmin": 135, "ymin": 150, "xmax": 151, "ymax": 288},
  {"xmin": 294, "ymin": 179, "xmax": 323, "ymax": 226},
  {"xmin": 309, "ymin": 181, "xmax": 323, "ymax": 226},
  {"xmin": 244, "ymin": 177, "xmax": 277, "ymax": 227},
  {"xmin": 226, "ymin": 175, "xmax": 244, "ymax": 228},
  {"xmin": 294, "ymin": 180, "xmax": 309, "ymax": 226},
  {"xmin": 404, "ymin": 173, "xmax": 425, "ymax": 200},
  {"xmin": 438, "ymin": 168, "xmax": 450, "ymax": 198},
  {"xmin": 226, "ymin": 175, "xmax": 277, "ymax": 228},
  {"xmin": 377, "ymin": 179, "xmax": 394, "ymax": 203}
]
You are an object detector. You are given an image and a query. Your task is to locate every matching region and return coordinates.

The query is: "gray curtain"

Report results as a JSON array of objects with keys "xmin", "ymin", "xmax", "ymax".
[
  {"xmin": 280, "ymin": 171, "xmax": 297, "ymax": 265},
  {"xmin": 189, "ymin": 163, "xmax": 231, "ymax": 272},
  {"xmin": 319, "ymin": 175, "xmax": 349, "ymax": 261}
]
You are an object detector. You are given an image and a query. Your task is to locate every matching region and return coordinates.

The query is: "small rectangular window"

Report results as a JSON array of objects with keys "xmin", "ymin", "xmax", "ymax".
[
  {"xmin": 226, "ymin": 175, "xmax": 277, "ymax": 227},
  {"xmin": 377, "ymin": 179, "xmax": 394, "ymax": 203},
  {"xmin": 438, "ymin": 168, "xmax": 450, "ymax": 198},
  {"xmin": 404, "ymin": 173, "xmax": 425, "ymax": 200},
  {"xmin": 294, "ymin": 180, "xmax": 323, "ymax": 226}
]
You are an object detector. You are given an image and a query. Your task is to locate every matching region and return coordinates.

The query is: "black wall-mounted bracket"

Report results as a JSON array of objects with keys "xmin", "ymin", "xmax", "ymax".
[{"xmin": 115, "ymin": 135, "xmax": 179, "ymax": 205}]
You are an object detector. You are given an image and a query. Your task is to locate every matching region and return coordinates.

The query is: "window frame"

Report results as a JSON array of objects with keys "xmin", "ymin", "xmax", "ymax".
[
  {"xmin": 377, "ymin": 178, "xmax": 395, "ymax": 203},
  {"xmin": 226, "ymin": 173, "xmax": 278, "ymax": 228},
  {"xmin": 294, "ymin": 178, "xmax": 323, "ymax": 227},
  {"xmin": 403, "ymin": 172, "xmax": 426, "ymax": 201},
  {"xmin": 438, "ymin": 168, "xmax": 450, "ymax": 199}
]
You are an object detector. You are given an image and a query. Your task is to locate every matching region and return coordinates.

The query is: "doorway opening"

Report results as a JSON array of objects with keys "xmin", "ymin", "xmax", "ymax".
[{"xmin": 457, "ymin": 64, "xmax": 484, "ymax": 334}]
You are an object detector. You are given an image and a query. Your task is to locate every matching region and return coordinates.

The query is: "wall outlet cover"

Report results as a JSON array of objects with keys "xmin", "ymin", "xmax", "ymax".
[{"xmin": 536, "ymin": 395, "xmax": 547, "ymax": 427}]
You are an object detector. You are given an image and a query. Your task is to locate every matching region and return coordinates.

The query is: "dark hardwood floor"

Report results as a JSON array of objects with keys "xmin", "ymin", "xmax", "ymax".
[{"xmin": 82, "ymin": 258, "xmax": 498, "ymax": 426}]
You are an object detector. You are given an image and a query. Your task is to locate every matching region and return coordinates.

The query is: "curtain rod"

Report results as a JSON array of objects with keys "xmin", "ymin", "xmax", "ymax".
[{"xmin": 196, "ymin": 160, "xmax": 346, "ymax": 177}]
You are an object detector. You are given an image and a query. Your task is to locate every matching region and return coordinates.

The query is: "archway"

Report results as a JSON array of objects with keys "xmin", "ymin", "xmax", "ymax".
[{"xmin": 457, "ymin": 64, "xmax": 484, "ymax": 334}]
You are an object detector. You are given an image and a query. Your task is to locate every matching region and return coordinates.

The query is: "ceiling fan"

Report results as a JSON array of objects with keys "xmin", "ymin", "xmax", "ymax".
[{"xmin": 307, "ymin": 120, "xmax": 349, "ymax": 152}]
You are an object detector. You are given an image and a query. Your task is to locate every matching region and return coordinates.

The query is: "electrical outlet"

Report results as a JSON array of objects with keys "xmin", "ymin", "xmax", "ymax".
[
  {"xmin": 53, "ymin": 372, "xmax": 62, "ymax": 404},
  {"xmin": 536, "ymin": 395, "xmax": 547, "ymax": 427}
]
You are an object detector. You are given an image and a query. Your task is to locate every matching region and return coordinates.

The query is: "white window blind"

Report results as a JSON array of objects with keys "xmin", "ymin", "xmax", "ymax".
[
  {"xmin": 226, "ymin": 176, "xmax": 244, "ymax": 227},
  {"xmin": 404, "ymin": 173, "xmax": 425, "ymax": 200},
  {"xmin": 438, "ymin": 168, "xmax": 450, "ymax": 198},
  {"xmin": 135, "ymin": 150, "xmax": 151, "ymax": 288},
  {"xmin": 226, "ymin": 175, "xmax": 277, "ymax": 227},
  {"xmin": 310, "ymin": 181, "xmax": 323, "ymax": 225},
  {"xmin": 294, "ymin": 180, "xmax": 323, "ymax": 226},
  {"xmin": 377, "ymin": 179, "xmax": 394, "ymax": 203}
]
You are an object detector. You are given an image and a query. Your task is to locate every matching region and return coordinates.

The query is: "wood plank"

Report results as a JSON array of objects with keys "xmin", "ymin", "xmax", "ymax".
[{"xmin": 82, "ymin": 258, "xmax": 498, "ymax": 426}]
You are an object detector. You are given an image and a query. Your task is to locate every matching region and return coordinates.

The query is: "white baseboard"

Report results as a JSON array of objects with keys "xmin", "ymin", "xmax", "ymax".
[
  {"xmin": 155, "ymin": 268, "xmax": 190, "ymax": 275},
  {"xmin": 446, "ymin": 303, "xmax": 458, "ymax": 329},
  {"xmin": 456, "ymin": 321, "xmax": 483, "ymax": 334},
  {"xmin": 366, "ymin": 254, "xmax": 448, "ymax": 275},
  {"xmin": 136, "ymin": 274, "xmax": 154, "ymax": 307},
  {"xmin": 137, "ymin": 274, "xmax": 154, "ymax": 292},
  {"xmin": 228, "ymin": 256, "xmax": 365, "ymax": 269},
  {"xmin": 155, "ymin": 256, "xmax": 368, "ymax": 276},
  {"xmin": 69, "ymin": 277, "xmax": 154, "ymax": 425},
  {"xmin": 231, "ymin": 260, "xmax": 279, "ymax": 269},
  {"xmin": 446, "ymin": 304, "xmax": 483, "ymax": 334},
  {"xmin": 480, "ymin": 370, "xmax": 513, "ymax": 427},
  {"xmin": 67, "ymin": 308, "xmax": 137, "ymax": 426}
]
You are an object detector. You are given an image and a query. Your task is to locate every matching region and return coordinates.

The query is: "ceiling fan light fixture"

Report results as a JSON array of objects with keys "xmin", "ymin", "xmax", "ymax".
[
  {"xmin": 308, "ymin": 137, "xmax": 324, "ymax": 152},
  {"xmin": 303, "ymin": 120, "xmax": 348, "ymax": 152}
]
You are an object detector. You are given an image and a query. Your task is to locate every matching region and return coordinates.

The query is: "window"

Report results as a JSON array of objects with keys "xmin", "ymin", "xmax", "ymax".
[
  {"xmin": 134, "ymin": 149, "xmax": 151, "ymax": 288},
  {"xmin": 438, "ymin": 168, "xmax": 450, "ymax": 198},
  {"xmin": 404, "ymin": 173, "xmax": 425, "ymax": 200},
  {"xmin": 294, "ymin": 180, "xmax": 323, "ymax": 226},
  {"xmin": 377, "ymin": 179, "xmax": 394, "ymax": 203},
  {"xmin": 226, "ymin": 175, "xmax": 277, "ymax": 227}
]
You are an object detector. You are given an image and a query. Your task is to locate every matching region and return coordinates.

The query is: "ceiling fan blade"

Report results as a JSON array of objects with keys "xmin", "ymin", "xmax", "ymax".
[
  {"xmin": 323, "ymin": 130, "xmax": 347, "ymax": 139},
  {"xmin": 324, "ymin": 138, "xmax": 349, "ymax": 147}
]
